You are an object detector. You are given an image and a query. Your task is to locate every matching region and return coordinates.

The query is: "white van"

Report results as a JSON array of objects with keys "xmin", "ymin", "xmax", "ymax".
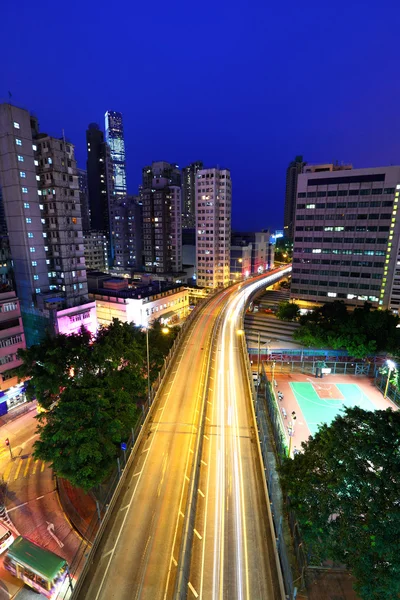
[{"xmin": 0, "ymin": 522, "xmax": 14, "ymax": 554}]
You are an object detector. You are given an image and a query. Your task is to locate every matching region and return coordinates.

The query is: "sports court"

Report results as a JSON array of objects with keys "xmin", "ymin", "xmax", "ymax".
[{"xmin": 272, "ymin": 372, "xmax": 397, "ymax": 451}]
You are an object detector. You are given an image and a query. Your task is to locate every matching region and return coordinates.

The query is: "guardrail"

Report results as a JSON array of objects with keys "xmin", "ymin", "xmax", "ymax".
[{"xmin": 68, "ymin": 287, "xmax": 221, "ymax": 599}]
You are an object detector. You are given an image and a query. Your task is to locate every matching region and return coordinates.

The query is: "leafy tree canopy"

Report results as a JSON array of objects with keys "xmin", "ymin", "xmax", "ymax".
[
  {"xmin": 294, "ymin": 301, "xmax": 400, "ymax": 357},
  {"xmin": 279, "ymin": 407, "xmax": 400, "ymax": 600},
  {"xmin": 276, "ymin": 301, "xmax": 300, "ymax": 321},
  {"xmin": 17, "ymin": 318, "xmax": 177, "ymax": 490}
]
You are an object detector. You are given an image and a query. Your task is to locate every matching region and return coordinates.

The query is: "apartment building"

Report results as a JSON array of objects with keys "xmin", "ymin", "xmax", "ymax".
[
  {"xmin": 0, "ymin": 289, "xmax": 26, "ymax": 412},
  {"xmin": 291, "ymin": 166, "xmax": 400, "ymax": 309},
  {"xmin": 195, "ymin": 167, "xmax": 232, "ymax": 288},
  {"xmin": 84, "ymin": 230, "xmax": 109, "ymax": 271}
]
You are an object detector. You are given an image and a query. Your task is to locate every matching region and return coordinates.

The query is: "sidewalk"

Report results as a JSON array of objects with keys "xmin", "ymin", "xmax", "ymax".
[{"xmin": 0, "ymin": 401, "xmax": 37, "ymax": 427}]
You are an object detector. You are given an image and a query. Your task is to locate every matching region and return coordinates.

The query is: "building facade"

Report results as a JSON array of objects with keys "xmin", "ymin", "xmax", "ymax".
[
  {"xmin": 84, "ymin": 231, "xmax": 109, "ymax": 271},
  {"xmin": 105, "ymin": 111, "xmax": 127, "ymax": 197},
  {"xmin": 77, "ymin": 168, "xmax": 90, "ymax": 232},
  {"xmin": 141, "ymin": 162, "xmax": 182, "ymax": 274},
  {"xmin": 291, "ymin": 166, "xmax": 400, "ymax": 310},
  {"xmin": 231, "ymin": 230, "xmax": 275, "ymax": 278},
  {"xmin": 284, "ymin": 156, "xmax": 306, "ymax": 240},
  {"xmin": 195, "ymin": 167, "xmax": 232, "ymax": 288},
  {"xmin": 34, "ymin": 131, "xmax": 89, "ymax": 307},
  {"xmin": 0, "ymin": 290, "xmax": 26, "ymax": 404},
  {"xmin": 182, "ymin": 161, "xmax": 203, "ymax": 228}
]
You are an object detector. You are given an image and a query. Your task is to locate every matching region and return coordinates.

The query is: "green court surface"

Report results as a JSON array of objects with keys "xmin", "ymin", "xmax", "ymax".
[{"xmin": 289, "ymin": 382, "xmax": 376, "ymax": 437}]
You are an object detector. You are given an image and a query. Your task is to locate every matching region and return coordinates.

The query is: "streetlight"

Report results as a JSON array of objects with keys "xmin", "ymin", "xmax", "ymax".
[
  {"xmin": 384, "ymin": 360, "xmax": 396, "ymax": 399},
  {"xmin": 145, "ymin": 325, "xmax": 170, "ymax": 404},
  {"xmin": 288, "ymin": 411, "xmax": 297, "ymax": 457}
]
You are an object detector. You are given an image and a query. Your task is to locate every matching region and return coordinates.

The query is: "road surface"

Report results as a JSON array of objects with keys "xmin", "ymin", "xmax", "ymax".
[{"xmin": 76, "ymin": 268, "xmax": 289, "ymax": 600}]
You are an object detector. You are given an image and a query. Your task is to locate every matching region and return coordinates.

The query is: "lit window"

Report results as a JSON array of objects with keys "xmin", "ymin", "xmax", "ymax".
[
  {"xmin": 41, "ymin": 219, "xmax": 45, "ymax": 224},
  {"xmin": 36, "ymin": 175, "xmax": 40, "ymax": 181},
  {"xmin": 79, "ymin": 283, "xmax": 83, "ymax": 289},
  {"xmin": 35, "ymin": 288, "xmax": 41, "ymax": 294},
  {"xmin": 17, "ymin": 155, "xmax": 24, "ymax": 162},
  {"xmin": 34, "ymin": 160, "xmax": 39, "ymax": 166},
  {"xmin": 328, "ymin": 292, "xmax": 337, "ymax": 298},
  {"xmin": 31, "ymin": 261, "xmax": 37, "ymax": 266},
  {"xmin": 34, "ymin": 275, "xmax": 39, "ymax": 280},
  {"xmin": 32, "ymin": 144, "xmax": 37, "ymax": 151},
  {"xmin": 20, "ymin": 171, "xmax": 26, "ymax": 178},
  {"xmin": 24, "ymin": 202, "xmax": 30, "ymax": 209},
  {"xmin": 43, "ymin": 232, "xmax": 47, "ymax": 238},
  {"xmin": 46, "ymin": 259, "xmax": 50, "ymax": 265},
  {"xmin": 16, "ymin": 138, "xmax": 22, "ymax": 146},
  {"xmin": 306, "ymin": 204, "xmax": 315, "ymax": 209},
  {"xmin": 48, "ymin": 158, "xmax": 52, "ymax": 164},
  {"xmin": 39, "ymin": 204, "xmax": 44, "ymax": 210},
  {"xmin": 28, "ymin": 233, "xmax": 33, "ymax": 238},
  {"xmin": 22, "ymin": 187, "xmax": 28, "ymax": 194},
  {"xmin": 13, "ymin": 122, "xmax": 20, "ymax": 129},
  {"xmin": 312, "ymin": 248, "xmax": 322, "ymax": 253},
  {"xmin": 26, "ymin": 218, "xmax": 31, "ymax": 223},
  {"xmin": 37, "ymin": 190, "xmax": 42, "ymax": 196},
  {"xmin": 29, "ymin": 247, "xmax": 36, "ymax": 253}
]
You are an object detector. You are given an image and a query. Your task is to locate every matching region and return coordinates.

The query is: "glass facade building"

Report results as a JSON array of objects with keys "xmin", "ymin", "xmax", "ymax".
[{"xmin": 105, "ymin": 111, "xmax": 127, "ymax": 196}]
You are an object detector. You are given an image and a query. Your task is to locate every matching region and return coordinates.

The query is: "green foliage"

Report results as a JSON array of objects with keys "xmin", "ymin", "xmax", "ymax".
[
  {"xmin": 18, "ymin": 318, "xmax": 177, "ymax": 491},
  {"xmin": 276, "ymin": 301, "xmax": 300, "ymax": 321},
  {"xmin": 279, "ymin": 407, "xmax": 400, "ymax": 600},
  {"xmin": 294, "ymin": 301, "xmax": 400, "ymax": 357}
]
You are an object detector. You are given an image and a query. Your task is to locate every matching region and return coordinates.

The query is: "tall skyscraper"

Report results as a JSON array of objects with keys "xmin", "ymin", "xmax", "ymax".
[
  {"xmin": 182, "ymin": 161, "xmax": 203, "ymax": 228},
  {"xmin": 141, "ymin": 162, "xmax": 182, "ymax": 273},
  {"xmin": 77, "ymin": 168, "xmax": 90, "ymax": 232},
  {"xmin": 195, "ymin": 167, "xmax": 232, "ymax": 288},
  {"xmin": 0, "ymin": 103, "xmax": 96, "ymax": 345},
  {"xmin": 291, "ymin": 165, "xmax": 400, "ymax": 311},
  {"xmin": 284, "ymin": 156, "xmax": 306, "ymax": 240},
  {"xmin": 86, "ymin": 123, "xmax": 114, "ymax": 262},
  {"xmin": 105, "ymin": 111, "xmax": 127, "ymax": 196}
]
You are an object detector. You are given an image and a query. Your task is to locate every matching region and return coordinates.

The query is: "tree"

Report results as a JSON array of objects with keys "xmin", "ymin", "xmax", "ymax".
[
  {"xmin": 279, "ymin": 407, "xmax": 400, "ymax": 600},
  {"xmin": 276, "ymin": 301, "xmax": 300, "ymax": 321}
]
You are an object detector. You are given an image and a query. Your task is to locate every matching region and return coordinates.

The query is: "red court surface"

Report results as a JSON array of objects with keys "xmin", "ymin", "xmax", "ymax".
[{"xmin": 266, "ymin": 370, "xmax": 397, "ymax": 455}]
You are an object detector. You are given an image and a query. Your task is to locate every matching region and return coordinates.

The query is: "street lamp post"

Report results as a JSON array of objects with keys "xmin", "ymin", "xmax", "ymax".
[
  {"xmin": 288, "ymin": 411, "xmax": 297, "ymax": 457},
  {"xmin": 384, "ymin": 360, "xmax": 396, "ymax": 399}
]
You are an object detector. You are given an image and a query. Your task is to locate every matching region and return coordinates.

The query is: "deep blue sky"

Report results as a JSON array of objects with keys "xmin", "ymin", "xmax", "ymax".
[{"xmin": 2, "ymin": 1, "xmax": 400, "ymax": 231}]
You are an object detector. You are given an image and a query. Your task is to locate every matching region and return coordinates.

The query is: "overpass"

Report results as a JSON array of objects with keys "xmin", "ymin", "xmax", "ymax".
[{"xmin": 73, "ymin": 266, "xmax": 291, "ymax": 600}]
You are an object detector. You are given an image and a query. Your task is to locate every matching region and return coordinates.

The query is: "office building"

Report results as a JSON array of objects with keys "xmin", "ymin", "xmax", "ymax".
[
  {"xmin": 196, "ymin": 167, "xmax": 232, "ymax": 288},
  {"xmin": 0, "ymin": 103, "xmax": 96, "ymax": 345},
  {"xmin": 284, "ymin": 156, "xmax": 307, "ymax": 240},
  {"xmin": 105, "ymin": 111, "xmax": 127, "ymax": 196},
  {"xmin": 77, "ymin": 168, "xmax": 90, "ymax": 232},
  {"xmin": 84, "ymin": 231, "xmax": 109, "ymax": 271},
  {"xmin": 86, "ymin": 123, "xmax": 114, "ymax": 261},
  {"xmin": 182, "ymin": 161, "xmax": 203, "ymax": 228},
  {"xmin": 141, "ymin": 162, "xmax": 182, "ymax": 274},
  {"xmin": 291, "ymin": 165, "xmax": 400, "ymax": 310}
]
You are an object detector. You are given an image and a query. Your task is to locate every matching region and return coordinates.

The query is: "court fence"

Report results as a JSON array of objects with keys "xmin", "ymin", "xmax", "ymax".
[
  {"xmin": 374, "ymin": 371, "xmax": 400, "ymax": 408},
  {"xmin": 251, "ymin": 356, "xmax": 372, "ymax": 377}
]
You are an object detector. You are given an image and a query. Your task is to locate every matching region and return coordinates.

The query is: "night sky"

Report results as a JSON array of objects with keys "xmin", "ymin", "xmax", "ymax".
[{"xmin": 2, "ymin": 1, "xmax": 400, "ymax": 231}]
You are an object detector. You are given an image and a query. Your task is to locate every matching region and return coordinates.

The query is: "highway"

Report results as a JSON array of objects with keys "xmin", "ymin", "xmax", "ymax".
[{"xmin": 76, "ymin": 268, "xmax": 289, "ymax": 600}]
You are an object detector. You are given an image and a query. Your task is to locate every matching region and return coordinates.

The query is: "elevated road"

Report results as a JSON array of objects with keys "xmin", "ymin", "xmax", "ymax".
[{"xmin": 76, "ymin": 267, "xmax": 290, "ymax": 600}]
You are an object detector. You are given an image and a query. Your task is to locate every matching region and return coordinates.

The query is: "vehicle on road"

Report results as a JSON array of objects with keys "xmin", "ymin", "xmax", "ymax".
[
  {"xmin": 4, "ymin": 536, "xmax": 68, "ymax": 599},
  {"xmin": 0, "ymin": 523, "xmax": 14, "ymax": 554},
  {"xmin": 264, "ymin": 307, "xmax": 275, "ymax": 314}
]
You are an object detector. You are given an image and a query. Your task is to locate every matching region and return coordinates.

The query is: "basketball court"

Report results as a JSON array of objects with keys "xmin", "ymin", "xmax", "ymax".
[{"xmin": 270, "ymin": 371, "xmax": 397, "ymax": 452}]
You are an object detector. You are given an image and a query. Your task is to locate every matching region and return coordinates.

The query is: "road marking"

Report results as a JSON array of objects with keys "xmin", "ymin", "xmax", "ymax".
[
  {"xmin": 179, "ymin": 510, "xmax": 185, "ymax": 518},
  {"xmin": 206, "ymin": 416, "xmax": 210, "ymax": 421},
  {"xmin": 201, "ymin": 460, "xmax": 207, "ymax": 466},
  {"xmin": 207, "ymin": 400, "xmax": 212, "ymax": 405},
  {"xmin": 189, "ymin": 448, "xmax": 194, "ymax": 454},
  {"xmin": 3, "ymin": 462, "xmax": 12, "ymax": 482},
  {"xmin": 204, "ymin": 435, "xmax": 209, "ymax": 440},
  {"xmin": 32, "ymin": 459, "xmax": 39, "ymax": 475},
  {"xmin": 41, "ymin": 461, "xmax": 45, "ymax": 472},
  {"xmin": 133, "ymin": 470, "xmax": 142, "ymax": 477},
  {"xmin": 172, "ymin": 556, "xmax": 177, "ymax": 566},
  {"xmin": 7, "ymin": 502, "xmax": 28, "ymax": 513},
  {"xmin": 194, "ymin": 528, "xmax": 202, "ymax": 540},
  {"xmin": 36, "ymin": 495, "xmax": 44, "ymax": 500},
  {"xmin": 185, "ymin": 475, "xmax": 190, "ymax": 482},
  {"xmin": 188, "ymin": 582, "xmax": 199, "ymax": 598},
  {"xmin": 23, "ymin": 456, "xmax": 32, "ymax": 477},
  {"xmin": 102, "ymin": 548, "xmax": 115, "ymax": 559},
  {"xmin": 198, "ymin": 488, "xmax": 205, "ymax": 497},
  {"xmin": 120, "ymin": 504, "xmax": 129, "ymax": 512},
  {"xmin": 142, "ymin": 447, "xmax": 150, "ymax": 454},
  {"xmin": 14, "ymin": 459, "xmax": 23, "ymax": 480}
]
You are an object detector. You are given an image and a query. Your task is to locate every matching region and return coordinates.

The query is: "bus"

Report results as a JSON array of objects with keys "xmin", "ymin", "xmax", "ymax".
[
  {"xmin": 0, "ymin": 522, "xmax": 14, "ymax": 554},
  {"xmin": 4, "ymin": 536, "xmax": 69, "ymax": 598}
]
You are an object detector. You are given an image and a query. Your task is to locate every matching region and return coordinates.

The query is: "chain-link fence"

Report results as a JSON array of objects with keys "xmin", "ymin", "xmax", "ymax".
[{"xmin": 374, "ymin": 372, "xmax": 400, "ymax": 407}]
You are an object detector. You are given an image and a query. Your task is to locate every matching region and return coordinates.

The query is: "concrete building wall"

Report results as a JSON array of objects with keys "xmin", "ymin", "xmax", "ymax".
[
  {"xmin": 195, "ymin": 167, "xmax": 231, "ymax": 288},
  {"xmin": 0, "ymin": 290, "xmax": 26, "ymax": 395}
]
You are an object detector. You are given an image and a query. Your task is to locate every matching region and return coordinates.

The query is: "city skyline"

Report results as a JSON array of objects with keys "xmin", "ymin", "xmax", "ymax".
[{"xmin": 3, "ymin": 1, "xmax": 400, "ymax": 231}]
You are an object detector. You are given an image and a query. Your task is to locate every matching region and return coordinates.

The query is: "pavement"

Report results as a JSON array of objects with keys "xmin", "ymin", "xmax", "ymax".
[{"xmin": 75, "ymin": 268, "xmax": 289, "ymax": 600}]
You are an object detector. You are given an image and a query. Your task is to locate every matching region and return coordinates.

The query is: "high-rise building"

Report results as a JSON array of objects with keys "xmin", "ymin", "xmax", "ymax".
[
  {"xmin": 0, "ymin": 103, "xmax": 96, "ymax": 345},
  {"xmin": 291, "ymin": 165, "xmax": 400, "ymax": 310},
  {"xmin": 182, "ymin": 161, "xmax": 203, "ymax": 228},
  {"xmin": 77, "ymin": 168, "xmax": 90, "ymax": 232},
  {"xmin": 105, "ymin": 111, "xmax": 127, "ymax": 196},
  {"xmin": 34, "ymin": 131, "xmax": 89, "ymax": 307},
  {"xmin": 84, "ymin": 231, "xmax": 109, "ymax": 271},
  {"xmin": 86, "ymin": 123, "xmax": 114, "ymax": 261},
  {"xmin": 141, "ymin": 162, "xmax": 182, "ymax": 274},
  {"xmin": 284, "ymin": 156, "xmax": 307, "ymax": 240},
  {"xmin": 195, "ymin": 167, "xmax": 231, "ymax": 288}
]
